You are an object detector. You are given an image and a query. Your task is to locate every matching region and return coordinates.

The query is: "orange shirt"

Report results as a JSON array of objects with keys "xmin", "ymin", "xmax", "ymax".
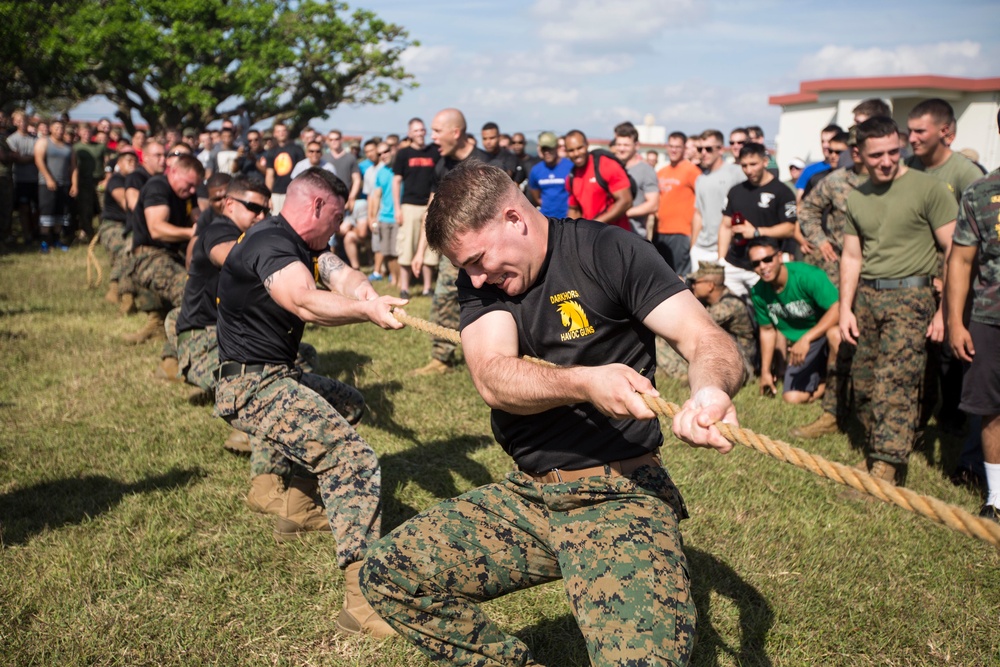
[{"xmin": 656, "ymin": 160, "xmax": 701, "ymax": 235}]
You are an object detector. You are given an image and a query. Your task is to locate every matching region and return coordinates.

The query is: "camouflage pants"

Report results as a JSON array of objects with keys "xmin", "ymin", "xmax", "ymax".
[
  {"xmin": 853, "ymin": 285, "xmax": 935, "ymax": 464},
  {"xmin": 133, "ymin": 246, "xmax": 187, "ymax": 309},
  {"xmin": 820, "ymin": 338, "xmax": 855, "ymax": 420},
  {"xmin": 431, "ymin": 261, "xmax": 460, "ymax": 365},
  {"xmin": 97, "ymin": 221, "xmax": 128, "ymax": 280},
  {"xmin": 362, "ymin": 463, "xmax": 695, "ymax": 667},
  {"xmin": 215, "ymin": 364, "xmax": 376, "ymax": 567}
]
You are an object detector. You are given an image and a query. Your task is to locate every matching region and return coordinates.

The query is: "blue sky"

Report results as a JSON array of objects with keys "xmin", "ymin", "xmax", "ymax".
[{"xmin": 72, "ymin": 0, "xmax": 1000, "ymax": 143}]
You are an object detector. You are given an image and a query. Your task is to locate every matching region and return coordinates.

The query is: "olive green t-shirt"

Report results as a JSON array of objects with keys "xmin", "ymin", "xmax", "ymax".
[
  {"xmin": 844, "ymin": 169, "xmax": 957, "ymax": 280},
  {"xmin": 906, "ymin": 152, "xmax": 985, "ymax": 203}
]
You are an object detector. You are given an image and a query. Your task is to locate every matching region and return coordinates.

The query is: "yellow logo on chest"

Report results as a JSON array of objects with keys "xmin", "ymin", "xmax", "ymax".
[{"xmin": 557, "ymin": 300, "xmax": 595, "ymax": 341}]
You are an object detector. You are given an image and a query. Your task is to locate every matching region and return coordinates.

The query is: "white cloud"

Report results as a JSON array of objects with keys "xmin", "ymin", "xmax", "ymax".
[
  {"xmin": 795, "ymin": 41, "xmax": 991, "ymax": 78},
  {"xmin": 459, "ymin": 85, "xmax": 581, "ymax": 108},
  {"xmin": 399, "ymin": 45, "xmax": 454, "ymax": 75},
  {"xmin": 529, "ymin": 0, "xmax": 705, "ymax": 44}
]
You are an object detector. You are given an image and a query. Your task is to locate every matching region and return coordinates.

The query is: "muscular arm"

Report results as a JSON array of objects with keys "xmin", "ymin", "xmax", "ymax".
[
  {"xmin": 316, "ymin": 251, "xmax": 376, "ymax": 300},
  {"xmin": 145, "ymin": 204, "xmax": 195, "ymax": 243},
  {"xmin": 758, "ymin": 325, "xmax": 777, "ymax": 395},
  {"xmin": 927, "ymin": 220, "xmax": 956, "ymax": 342},
  {"xmin": 263, "ymin": 258, "xmax": 405, "ymax": 328},
  {"xmin": 595, "ymin": 187, "xmax": 632, "ymax": 224},
  {"xmin": 110, "ymin": 186, "xmax": 127, "ymax": 211},
  {"xmin": 626, "ymin": 189, "xmax": 659, "ymax": 219},
  {"xmin": 391, "ymin": 174, "xmax": 403, "ymax": 224},
  {"xmin": 35, "ymin": 139, "xmax": 55, "ymax": 189},
  {"xmin": 265, "ymin": 167, "xmax": 275, "ymax": 191},
  {"xmin": 946, "ymin": 243, "xmax": 977, "ymax": 362},
  {"xmin": 839, "ymin": 234, "xmax": 863, "ymax": 345},
  {"xmin": 717, "ymin": 214, "xmax": 732, "ymax": 259},
  {"xmin": 799, "ymin": 184, "xmax": 833, "ymax": 248},
  {"xmin": 690, "ymin": 208, "xmax": 703, "ymax": 248},
  {"xmin": 347, "ymin": 171, "xmax": 361, "ymax": 212},
  {"xmin": 125, "ymin": 188, "xmax": 141, "ymax": 211},
  {"xmin": 208, "ymin": 240, "xmax": 238, "ymax": 268}
]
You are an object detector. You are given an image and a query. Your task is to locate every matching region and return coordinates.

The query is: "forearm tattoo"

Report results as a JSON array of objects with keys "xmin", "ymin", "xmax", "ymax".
[{"xmin": 317, "ymin": 252, "xmax": 346, "ymax": 288}]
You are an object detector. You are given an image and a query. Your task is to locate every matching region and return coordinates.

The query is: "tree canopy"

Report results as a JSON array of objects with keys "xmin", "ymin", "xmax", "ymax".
[{"xmin": 2, "ymin": 0, "xmax": 417, "ymax": 133}]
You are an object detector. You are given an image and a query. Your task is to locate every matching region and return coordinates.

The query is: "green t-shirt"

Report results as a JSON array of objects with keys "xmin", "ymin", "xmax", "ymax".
[
  {"xmin": 751, "ymin": 262, "xmax": 839, "ymax": 343},
  {"xmin": 843, "ymin": 169, "xmax": 957, "ymax": 280},
  {"xmin": 74, "ymin": 142, "xmax": 106, "ymax": 182},
  {"xmin": 906, "ymin": 152, "xmax": 985, "ymax": 203}
]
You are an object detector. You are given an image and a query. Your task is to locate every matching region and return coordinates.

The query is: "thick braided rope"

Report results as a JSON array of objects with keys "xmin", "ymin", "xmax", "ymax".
[
  {"xmin": 392, "ymin": 308, "xmax": 1000, "ymax": 547},
  {"xmin": 86, "ymin": 233, "xmax": 104, "ymax": 288}
]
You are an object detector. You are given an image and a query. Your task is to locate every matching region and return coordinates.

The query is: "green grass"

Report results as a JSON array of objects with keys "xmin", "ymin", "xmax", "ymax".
[{"xmin": 1, "ymin": 245, "xmax": 998, "ymax": 666}]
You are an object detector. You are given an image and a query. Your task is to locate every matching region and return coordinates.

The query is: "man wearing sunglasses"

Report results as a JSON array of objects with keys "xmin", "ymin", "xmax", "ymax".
[
  {"xmin": 748, "ymin": 238, "xmax": 839, "ymax": 405},
  {"xmin": 690, "ymin": 129, "xmax": 745, "ymax": 272}
]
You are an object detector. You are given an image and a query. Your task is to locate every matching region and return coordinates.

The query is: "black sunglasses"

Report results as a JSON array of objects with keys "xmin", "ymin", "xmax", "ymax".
[
  {"xmin": 232, "ymin": 198, "xmax": 270, "ymax": 216},
  {"xmin": 209, "ymin": 195, "xmax": 226, "ymax": 202},
  {"xmin": 750, "ymin": 253, "xmax": 779, "ymax": 268}
]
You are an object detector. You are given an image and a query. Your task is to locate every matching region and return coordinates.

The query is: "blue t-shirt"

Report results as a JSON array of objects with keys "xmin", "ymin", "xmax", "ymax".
[
  {"xmin": 374, "ymin": 165, "xmax": 396, "ymax": 224},
  {"xmin": 795, "ymin": 162, "xmax": 831, "ymax": 190},
  {"xmin": 528, "ymin": 158, "xmax": 574, "ymax": 218}
]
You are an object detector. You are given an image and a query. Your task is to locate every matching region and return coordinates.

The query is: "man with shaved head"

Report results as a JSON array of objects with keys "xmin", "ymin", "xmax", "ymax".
[
  {"xmin": 213, "ymin": 168, "xmax": 406, "ymax": 638},
  {"xmin": 410, "ymin": 107, "xmax": 489, "ymax": 375}
]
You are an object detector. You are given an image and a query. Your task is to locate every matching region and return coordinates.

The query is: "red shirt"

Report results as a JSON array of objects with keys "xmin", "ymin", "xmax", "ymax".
[{"xmin": 566, "ymin": 154, "xmax": 631, "ymax": 231}]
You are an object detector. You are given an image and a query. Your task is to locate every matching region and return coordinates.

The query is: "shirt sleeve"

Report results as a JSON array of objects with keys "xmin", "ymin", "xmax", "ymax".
[
  {"xmin": 204, "ymin": 219, "xmax": 242, "ymax": 251},
  {"xmin": 952, "ymin": 188, "xmax": 982, "ymax": 247},
  {"xmin": 457, "ymin": 270, "xmax": 508, "ymax": 331},
  {"xmin": 144, "ymin": 179, "xmax": 171, "ymax": 208},
  {"xmin": 600, "ymin": 156, "xmax": 631, "ymax": 194},
  {"xmin": 249, "ymin": 229, "xmax": 304, "ymax": 283},
  {"xmin": 777, "ymin": 182, "xmax": 797, "ymax": 222},
  {"xmin": 750, "ymin": 288, "xmax": 772, "ymax": 326},
  {"xmin": 924, "ymin": 179, "xmax": 959, "ymax": 230}
]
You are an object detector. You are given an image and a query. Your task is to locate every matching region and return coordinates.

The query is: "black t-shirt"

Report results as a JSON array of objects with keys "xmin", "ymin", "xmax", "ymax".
[
  {"xmin": 130, "ymin": 174, "xmax": 196, "ymax": 253},
  {"xmin": 123, "ymin": 166, "xmax": 151, "ymax": 235},
  {"xmin": 217, "ymin": 215, "xmax": 319, "ymax": 366},
  {"xmin": 392, "ymin": 143, "xmax": 440, "ymax": 205},
  {"xmin": 722, "ymin": 178, "xmax": 797, "ymax": 269},
  {"xmin": 177, "ymin": 216, "xmax": 242, "ymax": 333},
  {"xmin": 102, "ymin": 173, "xmax": 128, "ymax": 222},
  {"xmin": 513, "ymin": 154, "xmax": 539, "ymax": 185},
  {"xmin": 431, "ymin": 147, "xmax": 490, "ymax": 193},
  {"xmin": 457, "ymin": 218, "xmax": 686, "ymax": 473},
  {"xmin": 236, "ymin": 149, "xmax": 265, "ymax": 183},
  {"xmin": 266, "ymin": 143, "xmax": 305, "ymax": 194},
  {"xmin": 483, "ymin": 148, "xmax": 518, "ymax": 177}
]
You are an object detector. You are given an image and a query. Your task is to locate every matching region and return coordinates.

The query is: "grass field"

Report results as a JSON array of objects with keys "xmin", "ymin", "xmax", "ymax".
[{"xmin": 1, "ymin": 244, "xmax": 998, "ymax": 666}]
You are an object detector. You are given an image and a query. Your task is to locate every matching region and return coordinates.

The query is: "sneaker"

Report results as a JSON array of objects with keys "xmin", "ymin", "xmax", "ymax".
[
  {"xmin": 40, "ymin": 241, "xmax": 50, "ymax": 254},
  {"xmin": 399, "ymin": 289, "xmax": 410, "ymax": 299},
  {"xmin": 979, "ymin": 504, "xmax": 999, "ymax": 523},
  {"xmin": 369, "ymin": 272, "xmax": 384, "ymax": 282},
  {"xmin": 421, "ymin": 290, "xmax": 433, "ymax": 297},
  {"xmin": 56, "ymin": 242, "xmax": 70, "ymax": 252}
]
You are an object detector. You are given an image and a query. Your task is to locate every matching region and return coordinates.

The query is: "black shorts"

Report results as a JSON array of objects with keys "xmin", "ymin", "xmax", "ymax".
[
  {"xmin": 960, "ymin": 320, "xmax": 1000, "ymax": 416},
  {"xmin": 783, "ymin": 337, "xmax": 827, "ymax": 394},
  {"xmin": 15, "ymin": 181, "xmax": 38, "ymax": 206}
]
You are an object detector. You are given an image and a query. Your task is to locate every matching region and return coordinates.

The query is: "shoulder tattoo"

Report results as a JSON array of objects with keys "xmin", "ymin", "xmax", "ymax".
[{"xmin": 263, "ymin": 273, "xmax": 274, "ymax": 295}]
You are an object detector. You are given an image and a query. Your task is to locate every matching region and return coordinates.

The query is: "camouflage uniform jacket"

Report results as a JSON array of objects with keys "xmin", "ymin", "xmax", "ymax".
[
  {"xmin": 953, "ymin": 168, "xmax": 1000, "ymax": 325},
  {"xmin": 799, "ymin": 166, "xmax": 867, "ymax": 252},
  {"xmin": 708, "ymin": 290, "xmax": 756, "ymax": 377}
]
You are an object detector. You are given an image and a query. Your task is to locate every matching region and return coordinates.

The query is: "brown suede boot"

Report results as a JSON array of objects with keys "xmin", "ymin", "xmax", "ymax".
[
  {"xmin": 246, "ymin": 473, "xmax": 286, "ymax": 515},
  {"xmin": 790, "ymin": 411, "xmax": 839, "ymax": 439},
  {"xmin": 223, "ymin": 429, "xmax": 251, "ymax": 455},
  {"xmin": 273, "ymin": 476, "xmax": 330, "ymax": 542},
  {"xmin": 869, "ymin": 460, "xmax": 898, "ymax": 485},
  {"xmin": 154, "ymin": 356, "xmax": 181, "ymax": 382},
  {"xmin": 336, "ymin": 561, "xmax": 397, "ymax": 638},
  {"xmin": 123, "ymin": 311, "xmax": 166, "ymax": 345},
  {"xmin": 104, "ymin": 280, "xmax": 120, "ymax": 305},
  {"xmin": 409, "ymin": 358, "xmax": 450, "ymax": 376},
  {"xmin": 118, "ymin": 292, "xmax": 136, "ymax": 316}
]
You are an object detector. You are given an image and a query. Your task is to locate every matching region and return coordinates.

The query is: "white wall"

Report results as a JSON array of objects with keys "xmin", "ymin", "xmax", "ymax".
[
  {"xmin": 773, "ymin": 103, "xmax": 837, "ymax": 180},
  {"xmin": 954, "ymin": 93, "xmax": 1000, "ymax": 172}
]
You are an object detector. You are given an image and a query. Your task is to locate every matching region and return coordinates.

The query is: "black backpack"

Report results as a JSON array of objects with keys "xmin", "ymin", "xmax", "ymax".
[{"xmin": 568, "ymin": 149, "xmax": 639, "ymax": 200}]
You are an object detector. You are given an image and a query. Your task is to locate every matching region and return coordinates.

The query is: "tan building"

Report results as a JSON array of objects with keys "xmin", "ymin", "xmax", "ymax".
[{"xmin": 769, "ymin": 75, "xmax": 1000, "ymax": 180}]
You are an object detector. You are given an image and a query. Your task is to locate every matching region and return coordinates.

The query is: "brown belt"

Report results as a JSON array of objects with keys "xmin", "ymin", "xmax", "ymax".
[{"xmin": 521, "ymin": 451, "xmax": 661, "ymax": 484}]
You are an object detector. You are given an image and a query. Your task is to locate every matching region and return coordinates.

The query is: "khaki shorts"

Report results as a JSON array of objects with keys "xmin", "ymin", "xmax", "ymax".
[
  {"xmin": 397, "ymin": 203, "xmax": 439, "ymax": 268},
  {"xmin": 270, "ymin": 192, "xmax": 286, "ymax": 216}
]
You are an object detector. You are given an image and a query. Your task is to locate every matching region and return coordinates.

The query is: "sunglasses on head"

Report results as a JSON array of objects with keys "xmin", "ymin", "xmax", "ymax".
[
  {"xmin": 750, "ymin": 253, "xmax": 778, "ymax": 268},
  {"xmin": 232, "ymin": 198, "xmax": 270, "ymax": 216}
]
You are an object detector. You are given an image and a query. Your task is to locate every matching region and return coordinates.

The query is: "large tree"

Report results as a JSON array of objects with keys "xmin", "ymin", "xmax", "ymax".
[{"xmin": 10, "ymin": 0, "xmax": 417, "ymax": 133}]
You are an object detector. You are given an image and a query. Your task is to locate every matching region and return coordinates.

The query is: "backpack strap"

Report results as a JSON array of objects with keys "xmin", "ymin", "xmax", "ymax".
[{"xmin": 591, "ymin": 152, "xmax": 612, "ymax": 197}]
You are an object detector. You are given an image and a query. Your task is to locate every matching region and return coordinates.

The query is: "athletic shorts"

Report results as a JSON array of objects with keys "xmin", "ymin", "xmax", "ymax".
[
  {"xmin": 38, "ymin": 184, "xmax": 70, "ymax": 226},
  {"xmin": 960, "ymin": 321, "xmax": 1000, "ymax": 416},
  {"xmin": 15, "ymin": 181, "xmax": 38, "ymax": 206},
  {"xmin": 378, "ymin": 222, "xmax": 398, "ymax": 257},
  {"xmin": 397, "ymin": 203, "xmax": 439, "ymax": 268},
  {"xmin": 783, "ymin": 337, "xmax": 828, "ymax": 394}
]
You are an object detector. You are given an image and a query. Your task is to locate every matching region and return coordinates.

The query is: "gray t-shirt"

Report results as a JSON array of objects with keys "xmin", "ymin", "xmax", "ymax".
[
  {"xmin": 626, "ymin": 160, "xmax": 658, "ymax": 237},
  {"xmin": 7, "ymin": 132, "xmax": 38, "ymax": 183},
  {"xmin": 694, "ymin": 163, "xmax": 746, "ymax": 251},
  {"xmin": 328, "ymin": 151, "xmax": 360, "ymax": 190}
]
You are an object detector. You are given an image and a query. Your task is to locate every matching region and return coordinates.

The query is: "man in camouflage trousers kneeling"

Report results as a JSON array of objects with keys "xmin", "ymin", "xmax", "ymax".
[{"xmin": 361, "ymin": 162, "xmax": 745, "ymax": 666}]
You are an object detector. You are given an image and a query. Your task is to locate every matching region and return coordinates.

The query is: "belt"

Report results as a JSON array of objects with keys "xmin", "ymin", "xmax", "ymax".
[
  {"xmin": 860, "ymin": 276, "xmax": 931, "ymax": 290},
  {"xmin": 521, "ymin": 451, "xmax": 660, "ymax": 484},
  {"xmin": 215, "ymin": 361, "xmax": 269, "ymax": 380}
]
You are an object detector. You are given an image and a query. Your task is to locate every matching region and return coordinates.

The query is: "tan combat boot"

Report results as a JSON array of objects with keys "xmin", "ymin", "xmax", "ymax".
[
  {"xmin": 123, "ymin": 311, "xmax": 166, "ymax": 345},
  {"xmin": 104, "ymin": 280, "xmax": 120, "ymax": 305},
  {"xmin": 246, "ymin": 473, "xmax": 286, "ymax": 515},
  {"xmin": 223, "ymin": 429, "xmax": 251, "ymax": 455},
  {"xmin": 869, "ymin": 460, "xmax": 898, "ymax": 486},
  {"xmin": 273, "ymin": 476, "xmax": 330, "ymax": 542},
  {"xmin": 409, "ymin": 358, "xmax": 450, "ymax": 376},
  {"xmin": 789, "ymin": 411, "xmax": 839, "ymax": 439},
  {"xmin": 336, "ymin": 561, "xmax": 398, "ymax": 638},
  {"xmin": 118, "ymin": 292, "xmax": 136, "ymax": 316},
  {"xmin": 154, "ymin": 356, "xmax": 181, "ymax": 382}
]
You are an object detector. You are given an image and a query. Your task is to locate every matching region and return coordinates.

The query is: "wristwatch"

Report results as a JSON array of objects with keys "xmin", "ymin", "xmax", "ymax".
[{"xmin": 753, "ymin": 228, "xmax": 761, "ymax": 238}]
